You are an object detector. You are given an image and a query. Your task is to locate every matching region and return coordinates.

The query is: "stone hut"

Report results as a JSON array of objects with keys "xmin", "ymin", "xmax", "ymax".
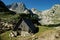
[{"xmin": 13, "ymin": 18, "xmax": 37, "ymax": 36}]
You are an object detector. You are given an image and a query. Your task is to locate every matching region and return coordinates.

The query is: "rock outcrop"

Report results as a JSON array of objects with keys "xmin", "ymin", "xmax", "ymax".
[{"xmin": 9, "ymin": 3, "xmax": 18, "ymax": 11}]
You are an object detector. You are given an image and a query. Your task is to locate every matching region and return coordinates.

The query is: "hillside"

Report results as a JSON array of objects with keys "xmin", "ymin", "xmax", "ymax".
[
  {"xmin": 0, "ymin": 0, "xmax": 60, "ymax": 40},
  {"xmin": 0, "ymin": 1, "xmax": 9, "ymax": 12}
]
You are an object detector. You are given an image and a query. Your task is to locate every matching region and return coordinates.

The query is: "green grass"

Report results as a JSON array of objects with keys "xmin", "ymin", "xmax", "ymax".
[
  {"xmin": 0, "ymin": 31, "xmax": 11, "ymax": 40},
  {"xmin": 0, "ymin": 30, "xmax": 17, "ymax": 40},
  {"xmin": 0, "ymin": 30, "xmax": 31, "ymax": 40},
  {"xmin": 35, "ymin": 26, "xmax": 55, "ymax": 36},
  {"xmin": 0, "ymin": 14, "xmax": 20, "ymax": 22}
]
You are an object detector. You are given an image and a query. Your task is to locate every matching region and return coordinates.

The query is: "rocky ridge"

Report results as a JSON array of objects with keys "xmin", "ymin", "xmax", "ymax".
[
  {"xmin": 9, "ymin": 2, "xmax": 27, "ymax": 13},
  {"xmin": 39, "ymin": 4, "xmax": 60, "ymax": 25}
]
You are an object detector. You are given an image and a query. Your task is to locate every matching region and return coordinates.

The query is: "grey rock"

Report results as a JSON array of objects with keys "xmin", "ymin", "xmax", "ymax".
[
  {"xmin": 16, "ymin": 2, "xmax": 27, "ymax": 13},
  {"xmin": 9, "ymin": 31, "xmax": 17, "ymax": 37},
  {"xmin": 9, "ymin": 3, "xmax": 18, "ymax": 11},
  {"xmin": 9, "ymin": 2, "xmax": 27, "ymax": 13},
  {"xmin": 39, "ymin": 4, "xmax": 60, "ymax": 25},
  {"xmin": 21, "ymin": 31, "xmax": 31, "ymax": 36}
]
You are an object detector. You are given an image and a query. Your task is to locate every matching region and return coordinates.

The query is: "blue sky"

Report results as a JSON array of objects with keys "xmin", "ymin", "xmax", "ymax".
[{"xmin": 1, "ymin": 0, "xmax": 60, "ymax": 11}]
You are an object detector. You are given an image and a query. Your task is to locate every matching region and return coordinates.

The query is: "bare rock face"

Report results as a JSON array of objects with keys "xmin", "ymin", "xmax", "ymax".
[
  {"xmin": 50, "ymin": 4, "xmax": 60, "ymax": 24},
  {"xmin": 39, "ymin": 4, "xmax": 60, "ymax": 25},
  {"xmin": 9, "ymin": 2, "xmax": 27, "ymax": 13},
  {"xmin": 16, "ymin": 2, "xmax": 27, "ymax": 13},
  {"xmin": 39, "ymin": 9, "xmax": 55, "ymax": 25},
  {"xmin": 9, "ymin": 3, "xmax": 18, "ymax": 11},
  {"xmin": 9, "ymin": 31, "xmax": 17, "ymax": 37}
]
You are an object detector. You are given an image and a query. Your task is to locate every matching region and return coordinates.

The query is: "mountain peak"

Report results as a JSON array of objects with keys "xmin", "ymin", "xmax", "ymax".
[
  {"xmin": 9, "ymin": 2, "xmax": 27, "ymax": 13},
  {"xmin": 10, "ymin": 2, "xmax": 18, "ymax": 10}
]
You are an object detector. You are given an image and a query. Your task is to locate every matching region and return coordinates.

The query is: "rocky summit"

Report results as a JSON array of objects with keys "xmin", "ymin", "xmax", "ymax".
[
  {"xmin": 16, "ymin": 2, "xmax": 27, "ymax": 13},
  {"xmin": 9, "ymin": 3, "xmax": 18, "ymax": 11},
  {"xmin": 9, "ymin": 2, "xmax": 27, "ymax": 13}
]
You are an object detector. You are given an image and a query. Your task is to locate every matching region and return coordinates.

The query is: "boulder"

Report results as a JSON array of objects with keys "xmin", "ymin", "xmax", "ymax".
[
  {"xmin": 21, "ymin": 31, "xmax": 31, "ymax": 37},
  {"xmin": 9, "ymin": 31, "xmax": 17, "ymax": 37}
]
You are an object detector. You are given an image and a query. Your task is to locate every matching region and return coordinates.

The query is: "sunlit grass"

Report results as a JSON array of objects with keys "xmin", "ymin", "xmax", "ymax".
[
  {"xmin": 35, "ymin": 26, "xmax": 55, "ymax": 36},
  {"xmin": 0, "ymin": 30, "xmax": 17, "ymax": 40},
  {"xmin": 0, "ymin": 14, "xmax": 20, "ymax": 23}
]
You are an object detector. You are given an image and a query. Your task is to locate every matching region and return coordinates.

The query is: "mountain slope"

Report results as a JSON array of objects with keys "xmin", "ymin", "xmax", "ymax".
[
  {"xmin": 39, "ymin": 4, "xmax": 60, "ymax": 25},
  {"xmin": 0, "ymin": 0, "xmax": 9, "ymax": 12}
]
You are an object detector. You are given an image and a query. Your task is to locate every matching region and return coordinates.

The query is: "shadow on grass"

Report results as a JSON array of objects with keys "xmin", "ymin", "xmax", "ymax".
[
  {"xmin": 0, "ymin": 29, "xmax": 10, "ymax": 34},
  {"xmin": 43, "ymin": 24, "xmax": 60, "ymax": 27},
  {"xmin": 0, "ymin": 36, "xmax": 2, "ymax": 40},
  {"xmin": 34, "ymin": 27, "xmax": 39, "ymax": 34}
]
